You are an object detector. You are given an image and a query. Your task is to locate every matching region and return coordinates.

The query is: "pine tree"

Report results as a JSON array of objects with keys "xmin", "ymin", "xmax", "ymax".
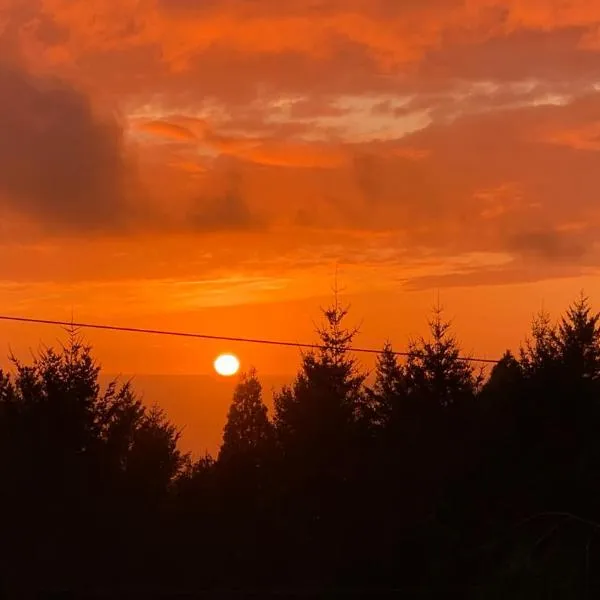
[
  {"xmin": 369, "ymin": 342, "xmax": 406, "ymax": 430},
  {"xmin": 556, "ymin": 293, "xmax": 600, "ymax": 381},
  {"xmin": 553, "ymin": 295, "xmax": 600, "ymax": 440},
  {"xmin": 405, "ymin": 305, "xmax": 481, "ymax": 410},
  {"xmin": 518, "ymin": 299, "xmax": 600, "ymax": 430},
  {"xmin": 220, "ymin": 368, "xmax": 272, "ymax": 467},
  {"xmin": 274, "ymin": 294, "xmax": 366, "ymax": 456},
  {"xmin": 9, "ymin": 329, "xmax": 102, "ymax": 481},
  {"xmin": 124, "ymin": 404, "xmax": 185, "ymax": 501},
  {"xmin": 519, "ymin": 309, "xmax": 559, "ymax": 374},
  {"xmin": 0, "ymin": 330, "xmax": 187, "ymax": 588},
  {"xmin": 2, "ymin": 329, "xmax": 186, "ymax": 508}
]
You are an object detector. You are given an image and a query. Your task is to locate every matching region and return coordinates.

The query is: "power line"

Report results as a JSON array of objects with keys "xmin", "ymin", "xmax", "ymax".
[{"xmin": 0, "ymin": 314, "xmax": 499, "ymax": 364}]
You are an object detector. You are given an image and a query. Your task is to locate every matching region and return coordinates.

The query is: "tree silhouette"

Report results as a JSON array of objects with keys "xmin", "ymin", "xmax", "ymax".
[
  {"xmin": 0, "ymin": 331, "xmax": 186, "ymax": 592},
  {"xmin": 271, "ymin": 295, "xmax": 369, "ymax": 585},
  {"xmin": 479, "ymin": 350, "xmax": 524, "ymax": 445},
  {"xmin": 394, "ymin": 305, "xmax": 484, "ymax": 537},
  {"xmin": 485, "ymin": 350, "xmax": 523, "ymax": 395},
  {"xmin": 555, "ymin": 295, "xmax": 600, "ymax": 457},
  {"xmin": 5, "ymin": 332, "xmax": 185, "ymax": 499},
  {"xmin": 123, "ymin": 404, "xmax": 185, "ymax": 501},
  {"xmin": 405, "ymin": 304, "xmax": 482, "ymax": 409},
  {"xmin": 6, "ymin": 293, "xmax": 600, "ymax": 595},
  {"xmin": 368, "ymin": 341, "xmax": 406, "ymax": 431},
  {"xmin": 220, "ymin": 367, "xmax": 273, "ymax": 467},
  {"xmin": 518, "ymin": 299, "xmax": 600, "ymax": 449},
  {"xmin": 519, "ymin": 309, "xmax": 560, "ymax": 377},
  {"xmin": 556, "ymin": 293, "xmax": 600, "ymax": 381},
  {"xmin": 274, "ymin": 295, "xmax": 366, "ymax": 455}
]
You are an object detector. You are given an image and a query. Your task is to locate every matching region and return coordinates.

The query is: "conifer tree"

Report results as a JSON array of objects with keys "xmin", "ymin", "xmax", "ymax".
[
  {"xmin": 519, "ymin": 309, "xmax": 560, "ymax": 377},
  {"xmin": 274, "ymin": 293, "xmax": 366, "ymax": 456},
  {"xmin": 405, "ymin": 305, "xmax": 481, "ymax": 409},
  {"xmin": 556, "ymin": 293, "xmax": 600, "ymax": 381},
  {"xmin": 220, "ymin": 368, "xmax": 273, "ymax": 467},
  {"xmin": 369, "ymin": 342, "xmax": 406, "ymax": 430},
  {"xmin": 1, "ymin": 329, "xmax": 185, "ymax": 504},
  {"xmin": 518, "ymin": 298, "xmax": 600, "ymax": 433}
]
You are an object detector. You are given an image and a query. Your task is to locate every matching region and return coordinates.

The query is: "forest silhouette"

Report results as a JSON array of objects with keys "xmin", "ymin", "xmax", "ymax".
[{"xmin": 2, "ymin": 294, "xmax": 600, "ymax": 597}]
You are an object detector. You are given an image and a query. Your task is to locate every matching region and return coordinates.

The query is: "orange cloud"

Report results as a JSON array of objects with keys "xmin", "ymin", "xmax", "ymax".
[
  {"xmin": 542, "ymin": 121, "xmax": 600, "ymax": 151},
  {"xmin": 135, "ymin": 120, "xmax": 197, "ymax": 141},
  {"xmin": 26, "ymin": 1, "xmax": 599, "ymax": 71},
  {"xmin": 3, "ymin": 0, "xmax": 600, "ymax": 332},
  {"xmin": 234, "ymin": 143, "xmax": 348, "ymax": 169}
]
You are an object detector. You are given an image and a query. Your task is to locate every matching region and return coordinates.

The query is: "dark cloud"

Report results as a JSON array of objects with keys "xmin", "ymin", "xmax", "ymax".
[
  {"xmin": 294, "ymin": 208, "xmax": 316, "ymax": 227},
  {"xmin": 0, "ymin": 63, "xmax": 130, "ymax": 231},
  {"xmin": 417, "ymin": 27, "xmax": 600, "ymax": 87},
  {"xmin": 508, "ymin": 230, "xmax": 588, "ymax": 261},
  {"xmin": 189, "ymin": 193, "xmax": 264, "ymax": 233},
  {"xmin": 353, "ymin": 153, "xmax": 383, "ymax": 203}
]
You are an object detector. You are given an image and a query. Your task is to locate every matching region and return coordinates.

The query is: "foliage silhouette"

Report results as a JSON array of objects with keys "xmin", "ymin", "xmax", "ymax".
[
  {"xmin": 4, "ymin": 295, "xmax": 600, "ymax": 595},
  {"xmin": 274, "ymin": 295, "xmax": 366, "ymax": 458},
  {"xmin": 0, "ymin": 330, "xmax": 185, "ymax": 592},
  {"xmin": 368, "ymin": 340, "xmax": 407, "ymax": 432},
  {"xmin": 405, "ymin": 304, "xmax": 483, "ymax": 409},
  {"xmin": 220, "ymin": 367, "xmax": 273, "ymax": 468}
]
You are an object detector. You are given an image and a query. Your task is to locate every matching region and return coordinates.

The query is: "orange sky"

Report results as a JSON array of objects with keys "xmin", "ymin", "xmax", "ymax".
[{"xmin": 1, "ymin": 0, "xmax": 600, "ymax": 386}]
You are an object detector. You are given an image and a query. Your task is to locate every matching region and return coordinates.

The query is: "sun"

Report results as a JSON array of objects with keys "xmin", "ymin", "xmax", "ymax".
[{"xmin": 214, "ymin": 353, "xmax": 240, "ymax": 377}]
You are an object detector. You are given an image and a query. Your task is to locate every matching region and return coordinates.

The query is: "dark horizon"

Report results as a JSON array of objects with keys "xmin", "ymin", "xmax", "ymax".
[{"xmin": 1, "ymin": 293, "xmax": 600, "ymax": 595}]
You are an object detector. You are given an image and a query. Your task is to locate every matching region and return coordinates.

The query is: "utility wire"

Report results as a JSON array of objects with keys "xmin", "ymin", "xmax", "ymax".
[{"xmin": 0, "ymin": 314, "xmax": 499, "ymax": 364}]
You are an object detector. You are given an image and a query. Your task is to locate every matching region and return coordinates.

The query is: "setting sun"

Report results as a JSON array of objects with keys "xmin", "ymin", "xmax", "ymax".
[{"xmin": 214, "ymin": 353, "xmax": 241, "ymax": 377}]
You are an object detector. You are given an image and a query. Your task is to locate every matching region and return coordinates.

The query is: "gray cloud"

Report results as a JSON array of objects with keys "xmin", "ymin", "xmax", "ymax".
[{"xmin": 0, "ymin": 63, "xmax": 130, "ymax": 231}]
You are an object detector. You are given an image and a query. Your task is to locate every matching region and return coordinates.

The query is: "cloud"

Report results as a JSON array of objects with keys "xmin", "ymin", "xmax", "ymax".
[
  {"xmin": 18, "ymin": 0, "xmax": 599, "ymax": 110},
  {"xmin": 3, "ymin": 0, "xmax": 600, "ymax": 290},
  {"xmin": 189, "ymin": 192, "xmax": 264, "ymax": 233},
  {"xmin": 123, "ymin": 90, "xmax": 600, "ymax": 273},
  {"xmin": 541, "ymin": 120, "xmax": 600, "ymax": 150},
  {"xmin": 135, "ymin": 120, "xmax": 197, "ymax": 141},
  {"xmin": 507, "ymin": 230, "xmax": 588, "ymax": 261},
  {"xmin": 235, "ymin": 142, "xmax": 348, "ymax": 169},
  {"xmin": 0, "ymin": 62, "xmax": 131, "ymax": 231},
  {"xmin": 120, "ymin": 89, "xmax": 600, "ymax": 271},
  {"xmin": 404, "ymin": 261, "xmax": 588, "ymax": 291},
  {"xmin": 384, "ymin": 93, "xmax": 600, "ymax": 254}
]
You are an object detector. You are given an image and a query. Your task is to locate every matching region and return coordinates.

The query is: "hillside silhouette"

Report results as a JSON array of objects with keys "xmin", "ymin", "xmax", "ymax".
[{"xmin": 2, "ymin": 294, "xmax": 600, "ymax": 596}]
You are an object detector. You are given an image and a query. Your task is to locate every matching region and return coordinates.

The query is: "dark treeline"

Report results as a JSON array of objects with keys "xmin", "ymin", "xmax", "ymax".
[{"xmin": 2, "ymin": 295, "xmax": 600, "ymax": 597}]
